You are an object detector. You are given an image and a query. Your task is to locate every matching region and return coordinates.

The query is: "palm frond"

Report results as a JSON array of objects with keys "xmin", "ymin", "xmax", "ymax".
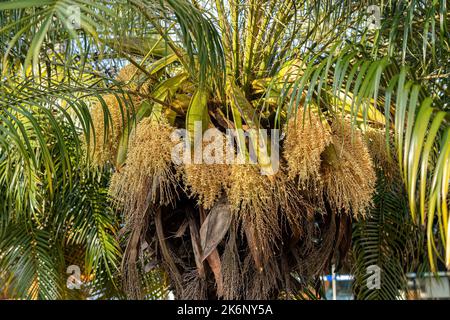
[{"xmin": 352, "ymin": 172, "xmax": 426, "ymax": 299}]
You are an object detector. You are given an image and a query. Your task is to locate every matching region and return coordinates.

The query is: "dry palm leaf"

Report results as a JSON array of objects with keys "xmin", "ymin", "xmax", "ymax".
[
  {"xmin": 199, "ymin": 197, "xmax": 232, "ymax": 261},
  {"xmin": 188, "ymin": 210, "xmax": 205, "ymax": 279},
  {"xmin": 221, "ymin": 224, "xmax": 242, "ymax": 299}
]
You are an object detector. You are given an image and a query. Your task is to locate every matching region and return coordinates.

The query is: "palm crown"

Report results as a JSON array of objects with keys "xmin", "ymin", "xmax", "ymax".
[{"xmin": 0, "ymin": 0, "xmax": 448, "ymax": 299}]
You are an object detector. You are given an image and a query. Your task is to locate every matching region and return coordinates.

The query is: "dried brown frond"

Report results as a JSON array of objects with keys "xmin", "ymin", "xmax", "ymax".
[
  {"xmin": 320, "ymin": 120, "xmax": 376, "ymax": 217},
  {"xmin": 109, "ymin": 117, "xmax": 179, "ymax": 216},
  {"xmin": 242, "ymin": 254, "xmax": 280, "ymax": 299},
  {"xmin": 221, "ymin": 225, "xmax": 242, "ymax": 300},
  {"xmin": 273, "ymin": 170, "xmax": 314, "ymax": 236},
  {"xmin": 300, "ymin": 213, "xmax": 337, "ymax": 277},
  {"xmin": 89, "ymin": 94, "xmax": 131, "ymax": 166},
  {"xmin": 284, "ymin": 109, "xmax": 332, "ymax": 185},
  {"xmin": 180, "ymin": 270, "xmax": 207, "ymax": 300},
  {"xmin": 122, "ymin": 220, "xmax": 147, "ymax": 300}
]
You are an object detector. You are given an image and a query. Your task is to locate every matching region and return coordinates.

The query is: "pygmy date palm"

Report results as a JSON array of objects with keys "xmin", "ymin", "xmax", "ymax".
[{"xmin": 0, "ymin": 0, "xmax": 449, "ymax": 299}]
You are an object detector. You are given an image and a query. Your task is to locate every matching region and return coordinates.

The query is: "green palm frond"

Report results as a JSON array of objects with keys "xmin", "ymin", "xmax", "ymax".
[
  {"xmin": 58, "ymin": 171, "xmax": 122, "ymax": 296},
  {"xmin": 352, "ymin": 172, "xmax": 426, "ymax": 300},
  {"xmin": 0, "ymin": 224, "xmax": 63, "ymax": 299},
  {"xmin": 0, "ymin": 0, "xmax": 225, "ymax": 83},
  {"xmin": 0, "ymin": 82, "xmax": 132, "ymax": 210},
  {"xmin": 0, "ymin": 98, "xmax": 122, "ymax": 298}
]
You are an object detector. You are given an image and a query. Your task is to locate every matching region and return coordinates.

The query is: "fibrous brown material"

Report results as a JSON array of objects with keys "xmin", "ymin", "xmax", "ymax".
[
  {"xmin": 320, "ymin": 120, "xmax": 376, "ymax": 217},
  {"xmin": 284, "ymin": 109, "xmax": 332, "ymax": 185},
  {"xmin": 109, "ymin": 116, "xmax": 178, "ymax": 214},
  {"xmin": 273, "ymin": 169, "xmax": 313, "ymax": 235},
  {"xmin": 221, "ymin": 226, "xmax": 242, "ymax": 299}
]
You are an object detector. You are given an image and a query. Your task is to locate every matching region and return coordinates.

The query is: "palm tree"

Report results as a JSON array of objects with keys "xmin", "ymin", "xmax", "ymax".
[{"xmin": 0, "ymin": 0, "xmax": 448, "ymax": 299}]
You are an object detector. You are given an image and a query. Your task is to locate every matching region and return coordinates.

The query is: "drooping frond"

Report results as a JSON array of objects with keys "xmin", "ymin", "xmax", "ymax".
[{"xmin": 352, "ymin": 173, "xmax": 425, "ymax": 299}]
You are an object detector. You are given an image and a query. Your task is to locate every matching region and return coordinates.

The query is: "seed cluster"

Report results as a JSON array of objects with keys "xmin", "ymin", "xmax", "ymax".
[
  {"xmin": 89, "ymin": 94, "xmax": 130, "ymax": 166},
  {"xmin": 115, "ymin": 63, "xmax": 152, "ymax": 97},
  {"xmin": 364, "ymin": 127, "xmax": 396, "ymax": 178},
  {"xmin": 109, "ymin": 117, "xmax": 178, "ymax": 214},
  {"xmin": 320, "ymin": 120, "xmax": 376, "ymax": 217},
  {"xmin": 183, "ymin": 163, "xmax": 230, "ymax": 209},
  {"xmin": 284, "ymin": 109, "xmax": 332, "ymax": 185},
  {"xmin": 88, "ymin": 64, "xmax": 152, "ymax": 166}
]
